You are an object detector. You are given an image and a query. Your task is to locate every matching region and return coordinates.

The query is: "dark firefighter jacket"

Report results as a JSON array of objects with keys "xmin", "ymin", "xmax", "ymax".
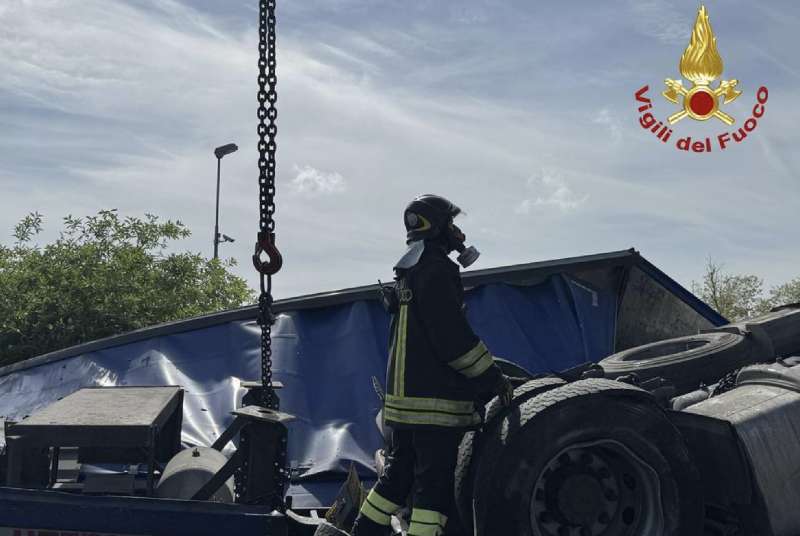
[{"xmin": 384, "ymin": 244, "xmax": 502, "ymax": 430}]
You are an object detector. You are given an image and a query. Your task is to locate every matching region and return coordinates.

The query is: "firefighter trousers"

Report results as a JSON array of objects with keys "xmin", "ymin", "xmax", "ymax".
[{"xmin": 352, "ymin": 427, "xmax": 463, "ymax": 536}]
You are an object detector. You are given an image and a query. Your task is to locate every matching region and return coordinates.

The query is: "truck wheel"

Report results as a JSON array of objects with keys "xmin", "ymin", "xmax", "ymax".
[
  {"xmin": 454, "ymin": 377, "xmax": 566, "ymax": 534},
  {"xmin": 473, "ymin": 379, "xmax": 702, "ymax": 536},
  {"xmin": 600, "ymin": 332, "xmax": 755, "ymax": 394}
]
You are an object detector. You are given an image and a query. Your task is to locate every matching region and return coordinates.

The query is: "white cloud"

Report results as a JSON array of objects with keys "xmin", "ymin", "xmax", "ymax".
[
  {"xmin": 289, "ymin": 165, "xmax": 347, "ymax": 195},
  {"xmin": 627, "ymin": 0, "xmax": 693, "ymax": 45},
  {"xmin": 592, "ymin": 108, "xmax": 622, "ymax": 144},
  {"xmin": 513, "ymin": 199, "xmax": 533, "ymax": 215},
  {"xmin": 515, "ymin": 171, "xmax": 588, "ymax": 214}
]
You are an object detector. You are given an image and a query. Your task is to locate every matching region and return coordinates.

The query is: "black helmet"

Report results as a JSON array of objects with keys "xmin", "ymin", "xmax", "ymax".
[{"xmin": 404, "ymin": 194, "xmax": 461, "ymax": 242}]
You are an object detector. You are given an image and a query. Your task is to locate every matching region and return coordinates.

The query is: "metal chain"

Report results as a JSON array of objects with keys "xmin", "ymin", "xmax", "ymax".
[
  {"xmin": 255, "ymin": 0, "xmax": 279, "ymax": 410},
  {"xmin": 711, "ymin": 368, "xmax": 740, "ymax": 397}
]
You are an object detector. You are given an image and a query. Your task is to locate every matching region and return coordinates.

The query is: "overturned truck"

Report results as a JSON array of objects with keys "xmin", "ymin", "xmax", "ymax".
[
  {"xmin": 1, "ymin": 249, "xmax": 799, "ymax": 536},
  {"xmin": 453, "ymin": 303, "xmax": 800, "ymax": 536}
]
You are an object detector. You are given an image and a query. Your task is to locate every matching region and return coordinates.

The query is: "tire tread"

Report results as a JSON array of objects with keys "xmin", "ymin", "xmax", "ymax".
[{"xmin": 453, "ymin": 377, "xmax": 566, "ymax": 532}]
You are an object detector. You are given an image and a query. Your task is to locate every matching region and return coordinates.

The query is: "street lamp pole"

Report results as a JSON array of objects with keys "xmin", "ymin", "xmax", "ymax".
[
  {"xmin": 214, "ymin": 157, "xmax": 222, "ymax": 260},
  {"xmin": 213, "ymin": 143, "xmax": 238, "ymax": 260}
]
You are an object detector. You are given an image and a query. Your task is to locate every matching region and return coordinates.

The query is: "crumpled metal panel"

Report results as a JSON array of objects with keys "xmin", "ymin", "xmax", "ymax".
[
  {"xmin": 0, "ymin": 274, "xmax": 614, "ymax": 504},
  {"xmin": 687, "ymin": 363, "xmax": 800, "ymax": 536}
]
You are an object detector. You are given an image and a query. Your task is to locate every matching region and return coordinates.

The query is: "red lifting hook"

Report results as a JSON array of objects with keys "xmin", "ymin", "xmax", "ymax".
[{"xmin": 253, "ymin": 231, "xmax": 283, "ymax": 275}]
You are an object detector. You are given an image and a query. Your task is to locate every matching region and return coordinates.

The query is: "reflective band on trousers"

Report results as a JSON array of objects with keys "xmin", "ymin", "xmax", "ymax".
[
  {"xmin": 447, "ymin": 341, "xmax": 493, "ymax": 378},
  {"xmin": 360, "ymin": 489, "xmax": 401, "ymax": 526},
  {"xmin": 408, "ymin": 508, "xmax": 448, "ymax": 536},
  {"xmin": 392, "ymin": 304, "xmax": 409, "ymax": 396},
  {"xmin": 383, "ymin": 405, "xmax": 480, "ymax": 427},
  {"xmin": 385, "ymin": 394, "xmax": 475, "ymax": 414}
]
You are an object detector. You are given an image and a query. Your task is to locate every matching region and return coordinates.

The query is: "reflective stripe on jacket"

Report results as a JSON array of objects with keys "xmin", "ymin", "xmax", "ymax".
[{"xmin": 384, "ymin": 245, "xmax": 502, "ymax": 429}]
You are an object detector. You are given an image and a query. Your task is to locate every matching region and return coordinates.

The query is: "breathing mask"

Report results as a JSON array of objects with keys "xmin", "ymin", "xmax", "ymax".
[
  {"xmin": 455, "ymin": 243, "xmax": 480, "ymax": 268},
  {"xmin": 446, "ymin": 222, "xmax": 480, "ymax": 268}
]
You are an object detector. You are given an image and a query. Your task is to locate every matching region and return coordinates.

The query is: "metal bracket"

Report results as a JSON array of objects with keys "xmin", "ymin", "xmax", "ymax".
[{"xmin": 202, "ymin": 405, "xmax": 294, "ymax": 507}]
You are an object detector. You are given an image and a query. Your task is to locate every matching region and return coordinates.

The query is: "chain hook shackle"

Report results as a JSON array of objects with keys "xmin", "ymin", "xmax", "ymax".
[{"xmin": 253, "ymin": 231, "xmax": 283, "ymax": 276}]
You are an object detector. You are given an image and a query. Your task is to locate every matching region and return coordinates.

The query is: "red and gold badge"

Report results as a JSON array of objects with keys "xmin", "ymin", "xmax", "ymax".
[{"xmin": 662, "ymin": 6, "xmax": 741, "ymax": 125}]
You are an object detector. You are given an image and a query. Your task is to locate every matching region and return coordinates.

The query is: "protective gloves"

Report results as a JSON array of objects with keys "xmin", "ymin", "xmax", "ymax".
[{"xmin": 494, "ymin": 374, "xmax": 514, "ymax": 407}]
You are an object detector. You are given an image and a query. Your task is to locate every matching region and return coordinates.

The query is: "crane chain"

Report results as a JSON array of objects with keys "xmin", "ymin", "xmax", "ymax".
[{"xmin": 256, "ymin": 0, "xmax": 279, "ymax": 410}]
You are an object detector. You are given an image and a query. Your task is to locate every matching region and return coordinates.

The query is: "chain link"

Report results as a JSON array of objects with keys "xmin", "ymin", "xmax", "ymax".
[
  {"xmin": 711, "ymin": 368, "xmax": 740, "ymax": 397},
  {"xmin": 256, "ymin": 0, "xmax": 278, "ymax": 410}
]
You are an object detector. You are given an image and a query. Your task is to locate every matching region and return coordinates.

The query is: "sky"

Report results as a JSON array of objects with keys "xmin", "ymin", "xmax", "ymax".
[{"xmin": 1, "ymin": 0, "xmax": 798, "ymax": 301}]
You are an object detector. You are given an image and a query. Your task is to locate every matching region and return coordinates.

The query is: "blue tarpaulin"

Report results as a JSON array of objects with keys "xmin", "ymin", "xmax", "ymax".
[{"xmin": 0, "ymin": 250, "xmax": 723, "ymax": 507}]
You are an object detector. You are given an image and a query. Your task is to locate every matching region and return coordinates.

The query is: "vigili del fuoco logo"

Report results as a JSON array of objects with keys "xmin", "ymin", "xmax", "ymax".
[{"xmin": 634, "ymin": 5, "xmax": 768, "ymax": 153}]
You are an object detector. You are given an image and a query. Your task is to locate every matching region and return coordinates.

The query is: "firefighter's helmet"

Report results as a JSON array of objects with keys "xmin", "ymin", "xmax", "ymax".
[{"xmin": 403, "ymin": 194, "xmax": 461, "ymax": 242}]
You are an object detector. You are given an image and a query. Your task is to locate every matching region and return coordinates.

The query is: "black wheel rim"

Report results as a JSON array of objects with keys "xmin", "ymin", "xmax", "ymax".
[{"xmin": 530, "ymin": 440, "xmax": 664, "ymax": 536}]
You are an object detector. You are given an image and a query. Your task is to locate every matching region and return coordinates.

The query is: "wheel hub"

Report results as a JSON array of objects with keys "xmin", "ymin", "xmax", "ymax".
[
  {"xmin": 530, "ymin": 442, "xmax": 664, "ymax": 536},
  {"xmin": 557, "ymin": 474, "xmax": 606, "ymax": 525},
  {"xmin": 532, "ymin": 448, "xmax": 619, "ymax": 536}
]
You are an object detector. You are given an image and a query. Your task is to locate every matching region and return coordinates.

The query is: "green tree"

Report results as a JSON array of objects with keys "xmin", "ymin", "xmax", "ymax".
[
  {"xmin": 767, "ymin": 278, "xmax": 800, "ymax": 309},
  {"xmin": 0, "ymin": 210, "xmax": 255, "ymax": 366},
  {"xmin": 692, "ymin": 259, "xmax": 800, "ymax": 322},
  {"xmin": 691, "ymin": 259, "xmax": 769, "ymax": 321}
]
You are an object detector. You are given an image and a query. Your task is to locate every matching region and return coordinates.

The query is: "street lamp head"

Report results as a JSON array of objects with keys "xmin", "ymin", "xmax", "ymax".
[
  {"xmin": 221, "ymin": 234, "xmax": 235, "ymax": 243},
  {"xmin": 214, "ymin": 143, "xmax": 238, "ymax": 159}
]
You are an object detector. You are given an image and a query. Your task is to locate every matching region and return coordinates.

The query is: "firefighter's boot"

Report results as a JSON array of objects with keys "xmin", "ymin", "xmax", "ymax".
[{"xmin": 351, "ymin": 488, "xmax": 401, "ymax": 536}]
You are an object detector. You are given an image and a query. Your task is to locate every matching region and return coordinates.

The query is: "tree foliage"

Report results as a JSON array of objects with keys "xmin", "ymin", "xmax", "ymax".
[
  {"xmin": 0, "ymin": 210, "xmax": 254, "ymax": 366},
  {"xmin": 770, "ymin": 278, "xmax": 800, "ymax": 309},
  {"xmin": 692, "ymin": 258, "xmax": 800, "ymax": 322}
]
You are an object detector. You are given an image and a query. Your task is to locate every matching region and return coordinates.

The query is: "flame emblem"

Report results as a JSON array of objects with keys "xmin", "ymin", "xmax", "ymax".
[{"xmin": 662, "ymin": 5, "xmax": 741, "ymax": 125}]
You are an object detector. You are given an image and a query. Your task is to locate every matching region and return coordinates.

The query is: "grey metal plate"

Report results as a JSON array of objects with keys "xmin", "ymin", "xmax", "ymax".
[
  {"xmin": 687, "ymin": 383, "xmax": 800, "ymax": 535},
  {"xmin": 233, "ymin": 405, "xmax": 295, "ymax": 424},
  {"xmin": 19, "ymin": 387, "xmax": 181, "ymax": 428},
  {"xmin": 10, "ymin": 387, "xmax": 182, "ymax": 447},
  {"xmin": 241, "ymin": 380, "xmax": 284, "ymax": 390}
]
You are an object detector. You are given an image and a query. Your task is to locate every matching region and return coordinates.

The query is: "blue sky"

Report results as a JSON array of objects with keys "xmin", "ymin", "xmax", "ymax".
[{"xmin": 1, "ymin": 0, "xmax": 798, "ymax": 299}]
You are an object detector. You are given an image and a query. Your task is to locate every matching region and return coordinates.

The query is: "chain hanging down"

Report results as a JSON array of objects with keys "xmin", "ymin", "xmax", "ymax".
[{"xmin": 253, "ymin": 0, "xmax": 283, "ymax": 410}]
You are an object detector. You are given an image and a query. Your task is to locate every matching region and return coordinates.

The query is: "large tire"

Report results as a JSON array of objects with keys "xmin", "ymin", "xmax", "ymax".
[
  {"xmin": 473, "ymin": 379, "xmax": 703, "ymax": 536},
  {"xmin": 454, "ymin": 377, "xmax": 566, "ymax": 534},
  {"xmin": 600, "ymin": 332, "xmax": 756, "ymax": 394}
]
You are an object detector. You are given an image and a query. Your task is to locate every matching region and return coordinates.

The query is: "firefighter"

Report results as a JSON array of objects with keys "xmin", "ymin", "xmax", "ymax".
[{"xmin": 351, "ymin": 194, "xmax": 514, "ymax": 536}]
